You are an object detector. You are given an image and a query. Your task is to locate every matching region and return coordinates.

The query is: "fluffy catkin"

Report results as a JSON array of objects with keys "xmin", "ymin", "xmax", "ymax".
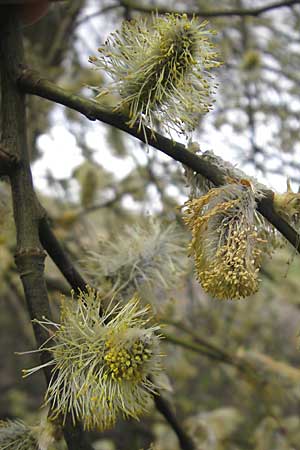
[
  {"xmin": 22, "ymin": 288, "xmax": 163, "ymax": 431},
  {"xmin": 83, "ymin": 220, "xmax": 188, "ymax": 307},
  {"xmin": 183, "ymin": 182, "xmax": 267, "ymax": 300},
  {"xmin": 89, "ymin": 14, "xmax": 220, "ymax": 137}
]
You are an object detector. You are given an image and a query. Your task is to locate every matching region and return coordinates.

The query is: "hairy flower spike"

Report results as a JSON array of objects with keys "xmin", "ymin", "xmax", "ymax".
[
  {"xmin": 22, "ymin": 288, "xmax": 163, "ymax": 431},
  {"xmin": 183, "ymin": 183, "xmax": 266, "ymax": 300},
  {"xmin": 89, "ymin": 14, "xmax": 220, "ymax": 137},
  {"xmin": 0, "ymin": 420, "xmax": 37, "ymax": 450},
  {"xmin": 0, "ymin": 417, "xmax": 57, "ymax": 450}
]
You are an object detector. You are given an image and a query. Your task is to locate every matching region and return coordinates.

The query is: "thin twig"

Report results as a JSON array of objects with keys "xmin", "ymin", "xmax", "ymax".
[
  {"xmin": 119, "ymin": 0, "xmax": 300, "ymax": 17},
  {"xmin": 76, "ymin": 3, "xmax": 121, "ymax": 26},
  {"xmin": 153, "ymin": 394, "xmax": 196, "ymax": 450}
]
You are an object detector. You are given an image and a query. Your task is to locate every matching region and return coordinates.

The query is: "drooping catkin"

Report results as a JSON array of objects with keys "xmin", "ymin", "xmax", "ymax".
[{"xmin": 183, "ymin": 182, "xmax": 267, "ymax": 300}]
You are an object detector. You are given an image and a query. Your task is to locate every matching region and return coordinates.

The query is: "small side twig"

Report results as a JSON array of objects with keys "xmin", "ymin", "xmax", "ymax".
[
  {"xmin": 0, "ymin": 145, "xmax": 20, "ymax": 175},
  {"xmin": 119, "ymin": 0, "xmax": 300, "ymax": 18}
]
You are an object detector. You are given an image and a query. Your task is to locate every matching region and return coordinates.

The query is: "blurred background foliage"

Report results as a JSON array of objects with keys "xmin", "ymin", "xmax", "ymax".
[{"xmin": 1, "ymin": 0, "xmax": 300, "ymax": 449}]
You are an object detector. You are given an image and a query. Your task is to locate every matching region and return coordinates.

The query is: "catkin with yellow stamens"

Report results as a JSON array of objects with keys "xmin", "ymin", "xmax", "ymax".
[
  {"xmin": 22, "ymin": 288, "xmax": 163, "ymax": 431},
  {"xmin": 89, "ymin": 14, "xmax": 221, "ymax": 137},
  {"xmin": 183, "ymin": 182, "xmax": 266, "ymax": 300}
]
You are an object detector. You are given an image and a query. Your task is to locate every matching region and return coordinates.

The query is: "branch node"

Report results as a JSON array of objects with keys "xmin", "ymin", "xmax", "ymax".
[
  {"xmin": 15, "ymin": 246, "xmax": 46, "ymax": 258},
  {"xmin": 0, "ymin": 145, "xmax": 21, "ymax": 175},
  {"xmin": 15, "ymin": 247, "xmax": 46, "ymax": 266},
  {"xmin": 17, "ymin": 66, "xmax": 43, "ymax": 90}
]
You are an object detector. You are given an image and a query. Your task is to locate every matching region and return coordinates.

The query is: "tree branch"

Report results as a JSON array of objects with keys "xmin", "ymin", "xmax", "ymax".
[
  {"xmin": 75, "ymin": 3, "xmax": 121, "ymax": 26},
  {"xmin": 0, "ymin": 8, "xmax": 92, "ymax": 450},
  {"xmin": 163, "ymin": 332, "xmax": 255, "ymax": 381},
  {"xmin": 39, "ymin": 217, "xmax": 87, "ymax": 293},
  {"xmin": 18, "ymin": 68, "xmax": 300, "ymax": 253},
  {"xmin": 0, "ymin": 2, "xmax": 52, "ymax": 391},
  {"xmin": 163, "ymin": 329, "xmax": 300, "ymax": 391},
  {"xmin": 153, "ymin": 394, "xmax": 196, "ymax": 450},
  {"xmin": 120, "ymin": 0, "xmax": 300, "ymax": 18}
]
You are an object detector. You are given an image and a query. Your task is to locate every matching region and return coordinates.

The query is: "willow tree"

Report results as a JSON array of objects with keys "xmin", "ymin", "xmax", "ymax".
[{"xmin": 1, "ymin": 1, "xmax": 300, "ymax": 450}]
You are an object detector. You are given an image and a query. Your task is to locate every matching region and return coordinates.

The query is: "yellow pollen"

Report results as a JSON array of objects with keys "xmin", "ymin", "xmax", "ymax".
[{"xmin": 103, "ymin": 339, "xmax": 152, "ymax": 381}]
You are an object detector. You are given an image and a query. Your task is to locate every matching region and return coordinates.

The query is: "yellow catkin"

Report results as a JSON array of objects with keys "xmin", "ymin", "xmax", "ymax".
[
  {"xmin": 183, "ymin": 183, "xmax": 266, "ymax": 300},
  {"xmin": 89, "ymin": 14, "xmax": 221, "ymax": 136},
  {"xmin": 22, "ymin": 288, "xmax": 163, "ymax": 431}
]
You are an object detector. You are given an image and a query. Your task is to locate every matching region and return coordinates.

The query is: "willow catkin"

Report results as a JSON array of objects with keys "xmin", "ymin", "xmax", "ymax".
[
  {"xmin": 89, "ymin": 14, "xmax": 221, "ymax": 137},
  {"xmin": 22, "ymin": 288, "xmax": 163, "ymax": 431},
  {"xmin": 183, "ymin": 182, "xmax": 267, "ymax": 300}
]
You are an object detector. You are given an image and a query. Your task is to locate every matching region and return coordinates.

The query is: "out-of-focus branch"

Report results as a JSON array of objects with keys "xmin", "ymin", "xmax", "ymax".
[
  {"xmin": 45, "ymin": 0, "xmax": 85, "ymax": 67},
  {"xmin": 78, "ymin": 185, "xmax": 141, "ymax": 217},
  {"xmin": 164, "ymin": 323, "xmax": 300, "ymax": 390},
  {"xmin": 163, "ymin": 332, "xmax": 254, "ymax": 380},
  {"xmin": 76, "ymin": 3, "xmax": 121, "ymax": 26},
  {"xmin": 153, "ymin": 394, "xmax": 196, "ymax": 450},
  {"xmin": 18, "ymin": 68, "xmax": 300, "ymax": 253},
  {"xmin": 119, "ymin": 0, "xmax": 300, "ymax": 17},
  {"xmin": 74, "ymin": 0, "xmax": 300, "ymax": 21}
]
